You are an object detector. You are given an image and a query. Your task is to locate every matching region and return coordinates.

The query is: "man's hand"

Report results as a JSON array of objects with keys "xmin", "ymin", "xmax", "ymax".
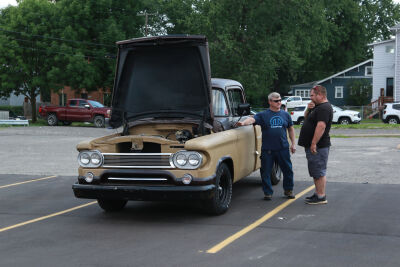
[
  {"xmin": 310, "ymin": 143, "xmax": 317, "ymax": 154},
  {"xmin": 307, "ymin": 101, "xmax": 315, "ymax": 110},
  {"xmin": 290, "ymin": 144, "xmax": 296, "ymax": 154},
  {"xmin": 237, "ymin": 121, "xmax": 244, "ymax": 126}
]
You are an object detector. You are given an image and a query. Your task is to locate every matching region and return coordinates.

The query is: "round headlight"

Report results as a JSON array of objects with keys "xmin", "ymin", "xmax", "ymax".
[
  {"xmin": 91, "ymin": 153, "xmax": 102, "ymax": 165},
  {"xmin": 80, "ymin": 153, "xmax": 90, "ymax": 165},
  {"xmin": 176, "ymin": 154, "xmax": 187, "ymax": 166},
  {"xmin": 188, "ymin": 154, "xmax": 200, "ymax": 166}
]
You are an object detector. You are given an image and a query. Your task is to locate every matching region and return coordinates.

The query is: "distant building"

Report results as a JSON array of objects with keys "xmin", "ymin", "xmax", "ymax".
[{"xmin": 290, "ymin": 59, "xmax": 373, "ymax": 106}]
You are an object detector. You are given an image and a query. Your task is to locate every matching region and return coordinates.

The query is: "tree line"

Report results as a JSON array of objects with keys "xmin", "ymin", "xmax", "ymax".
[{"xmin": 0, "ymin": 0, "xmax": 399, "ymax": 121}]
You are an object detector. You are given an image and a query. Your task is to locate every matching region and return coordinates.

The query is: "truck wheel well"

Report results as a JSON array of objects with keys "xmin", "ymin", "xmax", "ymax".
[{"xmin": 220, "ymin": 158, "xmax": 234, "ymax": 181}]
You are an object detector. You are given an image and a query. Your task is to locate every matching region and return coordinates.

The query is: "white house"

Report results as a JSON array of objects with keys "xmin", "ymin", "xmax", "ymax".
[{"xmin": 369, "ymin": 24, "xmax": 400, "ymax": 103}]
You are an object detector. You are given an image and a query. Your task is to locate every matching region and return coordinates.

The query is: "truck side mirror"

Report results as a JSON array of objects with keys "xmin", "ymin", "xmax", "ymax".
[
  {"xmin": 287, "ymin": 99, "xmax": 291, "ymax": 102},
  {"xmin": 84, "ymin": 104, "xmax": 90, "ymax": 109},
  {"xmin": 238, "ymin": 103, "xmax": 250, "ymax": 116}
]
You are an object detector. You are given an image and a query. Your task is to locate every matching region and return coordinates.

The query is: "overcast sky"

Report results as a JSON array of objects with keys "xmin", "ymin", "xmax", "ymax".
[{"xmin": 0, "ymin": 0, "xmax": 17, "ymax": 9}]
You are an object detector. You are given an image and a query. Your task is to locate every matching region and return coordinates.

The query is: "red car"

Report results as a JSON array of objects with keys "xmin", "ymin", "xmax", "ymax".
[{"xmin": 39, "ymin": 99, "xmax": 111, "ymax": 128}]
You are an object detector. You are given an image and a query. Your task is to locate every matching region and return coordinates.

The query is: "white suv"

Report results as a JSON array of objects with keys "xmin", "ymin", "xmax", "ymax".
[
  {"xmin": 289, "ymin": 104, "xmax": 361, "ymax": 125},
  {"xmin": 382, "ymin": 103, "xmax": 400, "ymax": 124}
]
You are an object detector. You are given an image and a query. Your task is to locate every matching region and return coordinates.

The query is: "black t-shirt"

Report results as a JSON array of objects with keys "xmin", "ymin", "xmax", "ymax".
[{"xmin": 298, "ymin": 102, "xmax": 333, "ymax": 148}]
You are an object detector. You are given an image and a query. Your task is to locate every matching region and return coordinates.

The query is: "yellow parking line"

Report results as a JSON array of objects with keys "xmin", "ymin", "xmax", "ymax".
[
  {"xmin": 0, "ymin": 201, "xmax": 97, "ymax": 233},
  {"xmin": 206, "ymin": 185, "xmax": 315, "ymax": 254},
  {"xmin": 0, "ymin": 175, "xmax": 57, "ymax": 189}
]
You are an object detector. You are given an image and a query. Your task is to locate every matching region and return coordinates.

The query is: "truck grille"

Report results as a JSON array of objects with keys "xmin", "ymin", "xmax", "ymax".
[{"xmin": 102, "ymin": 153, "xmax": 174, "ymax": 168}]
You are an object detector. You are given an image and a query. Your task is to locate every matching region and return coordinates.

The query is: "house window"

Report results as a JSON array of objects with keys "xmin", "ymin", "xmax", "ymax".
[
  {"xmin": 58, "ymin": 93, "xmax": 67, "ymax": 106},
  {"xmin": 295, "ymin": 90, "xmax": 310, "ymax": 98},
  {"xmin": 386, "ymin": 78, "xmax": 394, "ymax": 97},
  {"xmin": 386, "ymin": 45, "xmax": 394, "ymax": 53},
  {"xmin": 103, "ymin": 93, "xmax": 111, "ymax": 107},
  {"xmin": 335, "ymin": 86, "xmax": 343, "ymax": 98},
  {"xmin": 365, "ymin": 66, "xmax": 372, "ymax": 76}
]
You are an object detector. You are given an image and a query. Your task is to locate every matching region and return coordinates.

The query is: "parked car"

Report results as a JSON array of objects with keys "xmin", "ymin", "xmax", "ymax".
[
  {"xmin": 281, "ymin": 96, "xmax": 310, "ymax": 110},
  {"xmin": 72, "ymin": 35, "xmax": 281, "ymax": 215},
  {"xmin": 39, "ymin": 99, "xmax": 111, "ymax": 128},
  {"xmin": 382, "ymin": 103, "xmax": 400, "ymax": 124},
  {"xmin": 289, "ymin": 104, "xmax": 361, "ymax": 124},
  {"xmin": 289, "ymin": 105, "xmax": 307, "ymax": 125}
]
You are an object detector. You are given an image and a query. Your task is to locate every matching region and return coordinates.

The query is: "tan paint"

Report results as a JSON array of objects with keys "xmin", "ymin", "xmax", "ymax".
[{"xmin": 77, "ymin": 122, "xmax": 261, "ymax": 182}]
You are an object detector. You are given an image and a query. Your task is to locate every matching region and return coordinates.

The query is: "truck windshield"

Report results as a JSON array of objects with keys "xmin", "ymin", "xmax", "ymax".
[
  {"xmin": 88, "ymin": 100, "xmax": 105, "ymax": 108},
  {"xmin": 282, "ymin": 96, "xmax": 289, "ymax": 101}
]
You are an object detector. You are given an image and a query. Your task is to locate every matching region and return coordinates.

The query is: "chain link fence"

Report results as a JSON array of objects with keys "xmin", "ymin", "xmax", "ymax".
[{"xmin": 252, "ymin": 105, "xmax": 382, "ymax": 121}]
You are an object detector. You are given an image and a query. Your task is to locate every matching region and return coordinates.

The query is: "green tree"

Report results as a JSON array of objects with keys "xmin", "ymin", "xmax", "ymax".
[
  {"xmin": 48, "ymin": 0, "xmax": 146, "ymax": 95},
  {"xmin": 0, "ymin": 0, "xmax": 57, "ymax": 122},
  {"xmin": 347, "ymin": 79, "xmax": 372, "ymax": 105}
]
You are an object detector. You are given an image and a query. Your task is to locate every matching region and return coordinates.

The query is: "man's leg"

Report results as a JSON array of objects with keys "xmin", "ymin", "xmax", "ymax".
[
  {"xmin": 314, "ymin": 176, "xmax": 326, "ymax": 197},
  {"xmin": 260, "ymin": 150, "xmax": 274, "ymax": 197},
  {"xmin": 274, "ymin": 149, "xmax": 294, "ymax": 192}
]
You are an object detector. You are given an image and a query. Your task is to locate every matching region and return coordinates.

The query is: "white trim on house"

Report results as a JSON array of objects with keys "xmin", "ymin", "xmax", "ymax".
[
  {"xmin": 335, "ymin": 86, "xmax": 343, "ymax": 98},
  {"xmin": 317, "ymin": 59, "xmax": 373, "ymax": 84},
  {"xmin": 368, "ymin": 39, "xmax": 395, "ymax": 47}
]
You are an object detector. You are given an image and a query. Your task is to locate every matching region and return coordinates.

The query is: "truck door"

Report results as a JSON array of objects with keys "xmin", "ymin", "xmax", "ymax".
[
  {"xmin": 253, "ymin": 125, "xmax": 262, "ymax": 170},
  {"xmin": 227, "ymin": 86, "xmax": 257, "ymax": 174}
]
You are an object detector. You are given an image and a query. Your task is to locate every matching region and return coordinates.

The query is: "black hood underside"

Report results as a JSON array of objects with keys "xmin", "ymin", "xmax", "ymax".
[{"xmin": 110, "ymin": 35, "xmax": 212, "ymax": 128}]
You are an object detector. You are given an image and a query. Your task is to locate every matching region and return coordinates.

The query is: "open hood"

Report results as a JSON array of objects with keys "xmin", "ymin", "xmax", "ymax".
[{"xmin": 110, "ymin": 35, "xmax": 212, "ymax": 128}]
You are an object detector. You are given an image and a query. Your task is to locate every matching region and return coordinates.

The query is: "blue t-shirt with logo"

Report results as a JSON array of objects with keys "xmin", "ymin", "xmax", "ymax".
[{"xmin": 254, "ymin": 109, "xmax": 293, "ymax": 151}]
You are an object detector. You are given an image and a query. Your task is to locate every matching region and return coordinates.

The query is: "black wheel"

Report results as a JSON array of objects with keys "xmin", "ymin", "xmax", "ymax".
[
  {"xmin": 270, "ymin": 161, "xmax": 282, "ymax": 185},
  {"xmin": 388, "ymin": 116, "xmax": 400, "ymax": 124},
  {"xmin": 47, "ymin": 113, "xmax": 58, "ymax": 126},
  {"xmin": 339, "ymin": 117, "xmax": 350, "ymax": 125},
  {"xmin": 97, "ymin": 199, "xmax": 127, "ymax": 212},
  {"xmin": 204, "ymin": 163, "xmax": 232, "ymax": 215},
  {"xmin": 62, "ymin": 121, "xmax": 71, "ymax": 126},
  {"xmin": 298, "ymin": 117, "xmax": 304, "ymax": 125},
  {"xmin": 94, "ymin": 115, "xmax": 105, "ymax": 128}
]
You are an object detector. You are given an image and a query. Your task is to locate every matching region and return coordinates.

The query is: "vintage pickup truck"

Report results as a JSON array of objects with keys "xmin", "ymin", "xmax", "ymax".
[
  {"xmin": 39, "ymin": 99, "xmax": 111, "ymax": 128},
  {"xmin": 72, "ymin": 35, "xmax": 281, "ymax": 215}
]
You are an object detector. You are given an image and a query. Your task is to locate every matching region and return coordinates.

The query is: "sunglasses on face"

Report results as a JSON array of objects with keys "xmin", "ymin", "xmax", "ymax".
[{"xmin": 271, "ymin": 99, "xmax": 282, "ymax": 103}]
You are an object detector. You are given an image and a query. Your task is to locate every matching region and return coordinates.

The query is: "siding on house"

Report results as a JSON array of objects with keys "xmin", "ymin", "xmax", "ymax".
[
  {"xmin": 396, "ymin": 33, "xmax": 400, "ymax": 102},
  {"xmin": 371, "ymin": 40, "xmax": 395, "ymax": 101},
  {"xmin": 0, "ymin": 92, "xmax": 40, "ymax": 106},
  {"xmin": 290, "ymin": 60, "xmax": 373, "ymax": 106}
]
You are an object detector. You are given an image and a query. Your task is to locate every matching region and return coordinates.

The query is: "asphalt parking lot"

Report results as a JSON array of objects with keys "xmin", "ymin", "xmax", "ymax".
[{"xmin": 0, "ymin": 126, "xmax": 400, "ymax": 266}]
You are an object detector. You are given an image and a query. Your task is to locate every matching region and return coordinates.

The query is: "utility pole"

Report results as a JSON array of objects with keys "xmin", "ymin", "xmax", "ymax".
[{"xmin": 137, "ymin": 11, "xmax": 155, "ymax": 36}]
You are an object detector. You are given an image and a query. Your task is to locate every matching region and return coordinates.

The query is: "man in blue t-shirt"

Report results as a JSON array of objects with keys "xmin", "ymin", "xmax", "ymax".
[{"xmin": 237, "ymin": 92, "xmax": 296, "ymax": 200}]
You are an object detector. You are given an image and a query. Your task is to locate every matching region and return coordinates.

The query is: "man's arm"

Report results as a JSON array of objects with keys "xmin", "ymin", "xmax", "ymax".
[
  {"xmin": 310, "ymin": 121, "xmax": 326, "ymax": 154},
  {"xmin": 236, "ymin": 116, "xmax": 255, "ymax": 126},
  {"xmin": 304, "ymin": 101, "xmax": 315, "ymax": 119},
  {"xmin": 288, "ymin": 126, "xmax": 296, "ymax": 153}
]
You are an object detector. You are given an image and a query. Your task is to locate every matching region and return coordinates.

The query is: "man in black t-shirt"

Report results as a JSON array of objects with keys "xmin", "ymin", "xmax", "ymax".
[{"xmin": 298, "ymin": 85, "xmax": 333, "ymax": 205}]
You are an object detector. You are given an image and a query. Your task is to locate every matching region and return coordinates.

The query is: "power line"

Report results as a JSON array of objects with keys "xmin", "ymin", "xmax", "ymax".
[
  {"xmin": 0, "ymin": 27, "xmax": 115, "ymax": 47},
  {"xmin": 0, "ymin": 43, "xmax": 116, "ymax": 60}
]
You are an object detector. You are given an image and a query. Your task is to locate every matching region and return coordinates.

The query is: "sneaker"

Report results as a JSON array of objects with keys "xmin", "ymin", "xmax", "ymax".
[
  {"xmin": 263, "ymin": 194, "xmax": 272, "ymax": 200},
  {"xmin": 305, "ymin": 193, "xmax": 316, "ymax": 200},
  {"xmin": 305, "ymin": 194, "xmax": 327, "ymax": 205},
  {"xmin": 284, "ymin": 190, "xmax": 295, "ymax": 199}
]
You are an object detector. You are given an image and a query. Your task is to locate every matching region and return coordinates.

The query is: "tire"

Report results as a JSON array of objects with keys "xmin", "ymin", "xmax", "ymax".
[
  {"xmin": 97, "ymin": 199, "xmax": 127, "ymax": 212},
  {"xmin": 270, "ymin": 161, "xmax": 282, "ymax": 185},
  {"xmin": 339, "ymin": 117, "xmax": 350, "ymax": 125},
  {"xmin": 388, "ymin": 116, "xmax": 400, "ymax": 124},
  {"xmin": 47, "ymin": 113, "xmax": 58, "ymax": 126},
  {"xmin": 62, "ymin": 121, "xmax": 71, "ymax": 126},
  {"xmin": 94, "ymin": 115, "xmax": 105, "ymax": 128},
  {"xmin": 297, "ymin": 117, "xmax": 304, "ymax": 125},
  {"xmin": 204, "ymin": 163, "xmax": 232, "ymax": 215}
]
